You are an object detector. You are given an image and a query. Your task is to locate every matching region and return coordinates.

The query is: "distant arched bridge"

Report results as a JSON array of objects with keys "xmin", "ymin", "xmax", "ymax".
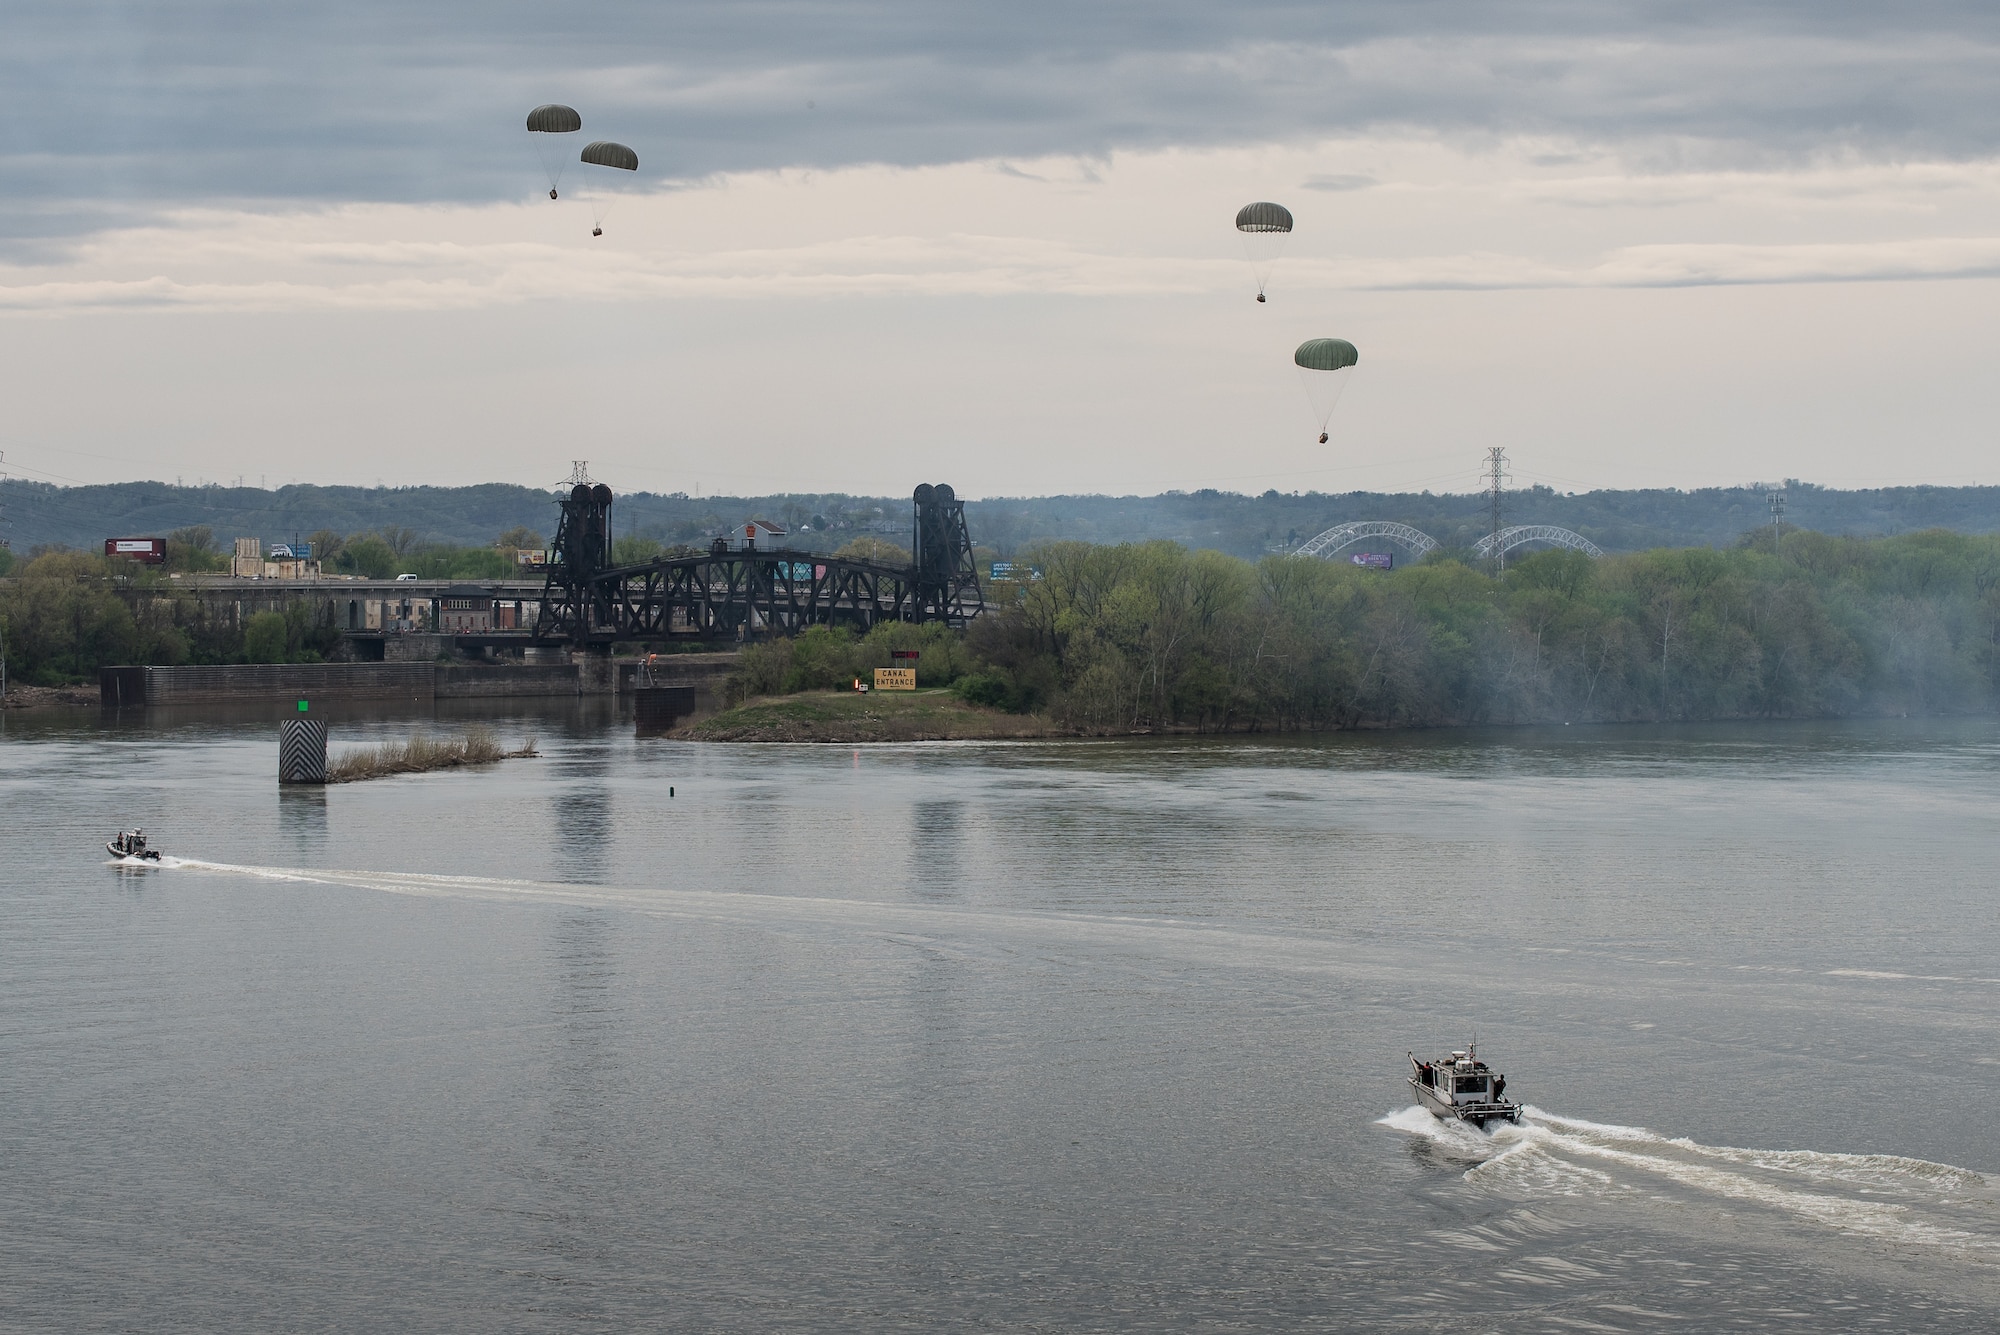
[
  {"xmin": 1471, "ymin": 526, "xmax": 1605, "ymax": 561},
  {"xmin": 1294, "ymin": 521, "xmax": 1440, "ymax": 560}
]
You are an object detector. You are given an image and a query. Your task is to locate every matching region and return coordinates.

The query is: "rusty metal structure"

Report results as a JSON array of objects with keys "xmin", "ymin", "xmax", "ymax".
[{"xmin": 532, "ymin": 480, "xmax": 984, "ymax": 646}]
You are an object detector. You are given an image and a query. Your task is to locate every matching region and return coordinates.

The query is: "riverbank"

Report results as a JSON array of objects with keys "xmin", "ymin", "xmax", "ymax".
[
  {"xmin": 678, "ymin": 690, "xmax": 1067, "ymax": 742},
  {"xmin": 2, "ymin": 684, "xmax": 99, "ymax": 710}
]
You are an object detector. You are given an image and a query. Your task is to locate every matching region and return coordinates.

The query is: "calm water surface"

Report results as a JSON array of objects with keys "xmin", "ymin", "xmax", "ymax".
[{"xmin": 5, "ymin": 704, "xmax": 2000, "ymax": 1331}]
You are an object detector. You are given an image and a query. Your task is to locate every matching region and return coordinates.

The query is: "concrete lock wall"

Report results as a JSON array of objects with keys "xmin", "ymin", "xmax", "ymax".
[
  {"xmin": 101, "ymin": 655, "xmax": 740, "ymax": 706},
  {"xmin": 134, "ymin": 663, "xmax": 436, "ymax": 706}
]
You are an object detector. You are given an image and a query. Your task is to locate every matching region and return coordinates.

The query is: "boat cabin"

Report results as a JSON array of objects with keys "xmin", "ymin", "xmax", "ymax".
[{"xmin": 1412, "ymin": 1050, "xmax": 1504, "ymax": 1108}]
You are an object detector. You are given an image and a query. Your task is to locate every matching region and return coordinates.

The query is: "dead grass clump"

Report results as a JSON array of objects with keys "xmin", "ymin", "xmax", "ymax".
[{"xmin": 326, "ymin": 727, "xmax": 538, "ymax": 783}]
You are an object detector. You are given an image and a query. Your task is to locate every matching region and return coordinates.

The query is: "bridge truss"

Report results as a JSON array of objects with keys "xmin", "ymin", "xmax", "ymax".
[
  {"xmin": 1294, "ymin": 521, "xmax": 1440, "ymax": 561},
  {"xmin": 1471, "ymin": 525, "xmax": 1605, "ymax": 561},
  {"xmin": 533, "ymin": 481, "xmax": 984, "ymax": 646}
]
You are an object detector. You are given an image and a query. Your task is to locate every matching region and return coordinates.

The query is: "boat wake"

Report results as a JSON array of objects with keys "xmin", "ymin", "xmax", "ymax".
[{"xmin": 1379, "ymin": 1104, "xmax": 2000, "ymax": 1252}]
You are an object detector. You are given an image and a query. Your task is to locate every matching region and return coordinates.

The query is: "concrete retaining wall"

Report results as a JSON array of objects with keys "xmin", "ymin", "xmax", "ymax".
[
  {"xmin": 126, "ymin": 663, "xmax": 436, "ymax": 705},
  {"xmin": 435, "ymin": 664, "xmax": 584, "ymax": 697},
  {"xmin": 101, "ymin": 654, "xmax": 738, "ymax": 705}
]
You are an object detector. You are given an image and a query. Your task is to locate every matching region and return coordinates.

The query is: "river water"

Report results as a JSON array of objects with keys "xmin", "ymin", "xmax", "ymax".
[{"xmin": 5, "ymin": 704, "xmax": 2000, "ymax": 1331}]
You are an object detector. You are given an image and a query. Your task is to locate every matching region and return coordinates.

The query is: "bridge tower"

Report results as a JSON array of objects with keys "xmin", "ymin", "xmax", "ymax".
[
  {"xmin": 911, "ymin": 484, "xmax": 985, "ymax": 623},
  {"xmin": 536, "ymin": 478, "xmax": 616, "ymax": 645}
]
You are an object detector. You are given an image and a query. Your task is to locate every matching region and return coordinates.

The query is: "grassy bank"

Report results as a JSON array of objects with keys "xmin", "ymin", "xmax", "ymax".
[
  {"xmin": 679, "ymin": 689, "xmax": 1063, "ymax": 743},
  {"xmin": 327, "ymin": 727, "xmax": 538, "ymax": 782}
]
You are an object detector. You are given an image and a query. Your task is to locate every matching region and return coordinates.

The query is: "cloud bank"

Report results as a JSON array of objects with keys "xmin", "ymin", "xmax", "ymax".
[{"xmin": 9, "ymin": 2, "xmax": 2000, "ymax": 240}]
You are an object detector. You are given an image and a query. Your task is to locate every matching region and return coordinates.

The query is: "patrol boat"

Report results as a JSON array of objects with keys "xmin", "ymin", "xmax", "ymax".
[
  {"xmin": 1408, "ymin": 1044, "xmax": 1521, "ymax": 1127},
  {"xmin": 107, "ymin": 829, "xmax": 162, "ymax": 862}
]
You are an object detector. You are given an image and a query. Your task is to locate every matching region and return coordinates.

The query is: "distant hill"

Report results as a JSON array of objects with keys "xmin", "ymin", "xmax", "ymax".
[{"xmin": 7, "ymin": 476, "xmax": 2000, "ymax": 561}]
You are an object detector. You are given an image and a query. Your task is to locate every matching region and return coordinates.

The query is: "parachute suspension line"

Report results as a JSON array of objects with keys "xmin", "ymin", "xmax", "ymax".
[
  {"xmin": 577, "ymin": 140, "xmax": 639, "ymax": 236},
  {"xmin": 1293, "ymin": 337, "xmax": 1359, "ymax": 444},
  {"xmin": 1235, "ymin": 201, "xmax": 1293, "ymax": 303},
  {"xmin": 526, "ymin": 104, "xmax": 582, "ymax": 201}
]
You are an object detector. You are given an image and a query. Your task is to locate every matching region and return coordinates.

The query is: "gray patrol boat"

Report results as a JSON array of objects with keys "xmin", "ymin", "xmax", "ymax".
[{"xmin": 1408, "ymin": 1045, "xmax": 1522, "ymax": 1127}]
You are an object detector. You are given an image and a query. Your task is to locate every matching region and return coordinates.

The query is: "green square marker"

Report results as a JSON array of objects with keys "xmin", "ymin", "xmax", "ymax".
[{"xmin": 298, "ymin": 699, "xmax": 309, "ymax": 712}]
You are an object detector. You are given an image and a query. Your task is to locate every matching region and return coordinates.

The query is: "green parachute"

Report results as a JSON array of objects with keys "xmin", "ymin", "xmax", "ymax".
[
  {"xmin": 525, "ymin": 104, "xmax": 582, "ymax": 199},
  {"xmin": 1235, "ymin": 202, "xmax": 1293, "ymax": 302},
  {"xmin": 577, "ymin": 141, "xmax": 639, "ymax": 236},
  {"xmin": 1294, "ymin": 339, "xmax": 1359, "ymax": 443}
]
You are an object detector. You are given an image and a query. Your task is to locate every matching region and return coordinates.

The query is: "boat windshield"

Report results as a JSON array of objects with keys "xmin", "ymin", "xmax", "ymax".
[{"xmin": 1455, "ymin": 1077, "xmax": 1488, "ymax": 1094}]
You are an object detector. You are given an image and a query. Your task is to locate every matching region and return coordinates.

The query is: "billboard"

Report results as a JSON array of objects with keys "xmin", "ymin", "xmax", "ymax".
[
  {"xmin": 105, "ymin": 538, "xmax": 167, "ymax": 565},
  {"xmin": 873, "ymin": 667, "xmax": 917, "ymax": 691},
  {"xmin": 1350, "ymin": 551, "xmax": 1393, "ymax": 570}
]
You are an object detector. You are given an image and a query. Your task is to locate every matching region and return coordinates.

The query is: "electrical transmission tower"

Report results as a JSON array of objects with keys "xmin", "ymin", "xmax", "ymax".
[
  {"xmin": 566, "ymin": 460, "xmax": 593, "ymax": 487},
  {"xmin": 1483, "ymin": 447, "xmax": 1510, "ymax": 572},
  {"xmin": 1767, "ymin": 486, "xmax": 1786, "ymax": 553}
]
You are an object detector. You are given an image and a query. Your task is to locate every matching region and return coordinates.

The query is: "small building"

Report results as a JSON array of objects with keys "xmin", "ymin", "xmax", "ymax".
[
  {"xmin": 437, "ymin": 586, "xmax": 495, "ymax": 634},
  {"xmin": 737, "ymin": 519, "xmax": 787, "ymax": 550}
]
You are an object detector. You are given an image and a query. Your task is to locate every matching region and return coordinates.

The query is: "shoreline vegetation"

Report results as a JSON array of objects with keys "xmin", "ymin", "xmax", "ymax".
[
  {"xmin": 7, "ymin": 524, "xmax": 2000, "ymax": 734},
  {"xmin": 679, "ymin": 690, "xmax": 1064, "ymax": 743},
  {"xmin": 720, "ymin": 529, "xmax": 2000, "ymax": 735},
  {"xmin": 326, "ymin": 728, "xmax": 537, "ymax": 782}
]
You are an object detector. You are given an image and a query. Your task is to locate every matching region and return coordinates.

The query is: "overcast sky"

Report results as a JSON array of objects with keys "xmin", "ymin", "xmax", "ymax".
[{"xmin": 4, "ymin": 1, "xmax": 2000, "ymax": 498}]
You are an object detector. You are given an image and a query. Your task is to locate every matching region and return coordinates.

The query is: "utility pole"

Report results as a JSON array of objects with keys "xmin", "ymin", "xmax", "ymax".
[
  {"xmin": 1484, "ymin": 447, "xmax": 1509, "ymax": 573},
  {"xmin": 1768, "ymin": 486, "xmax": 1786, "ymax": 555}
]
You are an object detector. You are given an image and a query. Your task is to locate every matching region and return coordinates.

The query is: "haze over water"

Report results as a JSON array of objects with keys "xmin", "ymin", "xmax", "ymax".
[{"xmin": 5, "ymin": 706, "xmax": 2000, "ymax": 1330}]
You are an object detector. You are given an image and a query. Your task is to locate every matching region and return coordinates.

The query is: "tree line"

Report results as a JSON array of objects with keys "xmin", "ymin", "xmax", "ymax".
[
  {"xmin": 7, "ymin": 524, "xmax": 1999, "ymax": 726},
  {"xmin": 0, "ymin": 527, "xmax": 930, "ymax": 683},
  {"xmin": 736, "ymin": 528, "xmax": 2000, "ymax": 729}
]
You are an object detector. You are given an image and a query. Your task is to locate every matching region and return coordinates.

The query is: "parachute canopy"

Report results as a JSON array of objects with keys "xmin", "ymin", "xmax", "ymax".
[
  {"xmin": 581, "ymin": 141, "xmax": 639, "ymax": 171},
  {"xmin": 1294, "ymin": 338, "xmax": 1359, "ymax": 372},
  {"xmin": 526, "ymin": 104, "xmax": 582, "ymax": 134},
  {"xmin": 1235, "ymin": 202, "xmax": 1294, "ymax": 234}
]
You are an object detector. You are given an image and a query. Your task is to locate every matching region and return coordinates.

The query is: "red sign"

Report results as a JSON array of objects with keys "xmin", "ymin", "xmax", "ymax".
[
  {"xmin": 105, "ymin": 538, "xmax": 167, "ymax": 565},
  {"xmin": 890, "ymin": 649, "xmax": 919, "ymax": 661}
]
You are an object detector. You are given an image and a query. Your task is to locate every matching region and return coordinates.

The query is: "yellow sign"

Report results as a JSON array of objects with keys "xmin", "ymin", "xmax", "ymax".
[{"xmin": 874, "ymin": 667, "xmax": 917, "ymax": 691}]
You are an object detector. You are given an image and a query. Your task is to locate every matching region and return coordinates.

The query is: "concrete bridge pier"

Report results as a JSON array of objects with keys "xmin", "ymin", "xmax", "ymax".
[{"xmin": 576, "ymin": 646, "xmax": 617, "ymax": 695}]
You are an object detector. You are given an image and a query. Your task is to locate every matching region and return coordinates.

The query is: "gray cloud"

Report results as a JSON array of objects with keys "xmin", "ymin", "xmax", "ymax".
[
  {"xmin": 5, "ymin": 2, "xmax": 2000, "ymax": 241},
  {"xmin": 1301, "ymin": 173, "xmax": 1379, "ymax": 191}
]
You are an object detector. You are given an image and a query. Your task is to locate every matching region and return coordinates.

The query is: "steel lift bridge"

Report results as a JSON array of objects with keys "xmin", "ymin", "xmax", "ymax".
[{"xmin": 532, "ymin": 482, "xmax": 985, "ymax": 646}]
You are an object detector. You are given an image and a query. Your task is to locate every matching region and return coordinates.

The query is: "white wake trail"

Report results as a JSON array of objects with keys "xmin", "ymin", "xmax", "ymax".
[{"xmin": 1381, "ymin": 1105, "xmax": 2000, "ymax": 1252}]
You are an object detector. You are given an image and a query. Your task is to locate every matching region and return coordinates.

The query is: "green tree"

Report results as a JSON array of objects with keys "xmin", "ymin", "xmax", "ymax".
[
  {"xmin": 339, "ymin": 535, "xmax": 399, "ymax": 578},
  {"xmin": 242, "ymin": 611, "xmax": 288, "ymax": 663},
  {"xmin": 0, "ymin": 552, "xmax": 141, "ymax": 682},
  {"xmin": 834, "ymin": 535, "xmax": 909, "ymax": 565},
  {"xmin": 613, "ymin": 534, "xmax": 662, "ymax": 565},
  {"xmin": 496, "ymin": 526, "xmax": 543, "ymax": 551}
]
